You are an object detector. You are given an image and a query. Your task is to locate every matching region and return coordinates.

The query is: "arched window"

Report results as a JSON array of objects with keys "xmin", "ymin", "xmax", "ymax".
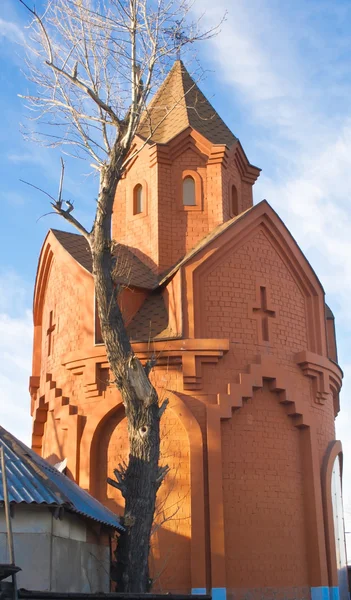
[
  {"xmin": 133, "ymin": 184, "xmax": 143, "ymax": 215},
  {"xmin": 231, "ymin": 184, "xmax": 239, "ymax": 217},
  {"xmin": 183, "ymin": 176, "xmax": 196, "ymax": 206}
]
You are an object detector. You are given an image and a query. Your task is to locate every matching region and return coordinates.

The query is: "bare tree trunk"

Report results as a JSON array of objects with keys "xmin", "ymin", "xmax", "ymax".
[
  {"xmin": 91, "ymin": 145, "xmax": 164, "ymax": 591},
  {"xmin": 19, "ymin": 1, "xmax": 221, "ymax": 589}
]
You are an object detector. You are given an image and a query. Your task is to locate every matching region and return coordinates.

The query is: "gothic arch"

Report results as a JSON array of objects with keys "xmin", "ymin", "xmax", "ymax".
[
  {"xmin": 321, "ymin": 440, "xmax": 344, "ymax": 587},
  {"xmin": 79, "ymin": 389, "xmax": 206, "ymax": 590}
]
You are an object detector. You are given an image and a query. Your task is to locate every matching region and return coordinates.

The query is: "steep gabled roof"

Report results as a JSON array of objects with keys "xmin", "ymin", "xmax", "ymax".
[
  {"xmin": 0, "ymin": 426, "xmax": 124, "ymax": 531},
  {"xmin": 51, "ymin": 229, "xmax": 158, "ymax": 290},
  {"xmin": 138, "ymin": 60, "xmax": 237, "ymax": 146}
]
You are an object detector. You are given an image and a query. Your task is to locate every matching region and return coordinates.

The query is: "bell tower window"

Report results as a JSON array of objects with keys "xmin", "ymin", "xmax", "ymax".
[
  {"xmin": 133, "ymin": 184, "xmax": 143, "ymax": 215},
  {"xmin": 183, "ymin": 176, "xmax": 196, "ymax": 206},
  {"xmin": 230, "ymin": 184, "xmax": 239, "ymax": 217}
]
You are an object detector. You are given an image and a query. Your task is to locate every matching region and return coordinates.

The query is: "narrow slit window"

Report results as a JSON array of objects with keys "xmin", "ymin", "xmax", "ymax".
[
  {"xmin": 183, "ymin": 176, "xmax": 196, "ymax": 206},
  {"xmin": 133, "ymin": 184, "xmax": 143, "ymax": 215},
  {"xmin": 231, "ymin": 185, "xmax": 239, "ymax": 217}
]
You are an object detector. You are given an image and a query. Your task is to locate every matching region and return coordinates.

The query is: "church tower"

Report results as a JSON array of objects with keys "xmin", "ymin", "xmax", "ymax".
[
  {"xmin": 112, "ymin": 61, "xmax": 260, "ymax": 273},
  {"xmin": 30, "ymin": 61, "xmax": 346, "ymax": 600}
]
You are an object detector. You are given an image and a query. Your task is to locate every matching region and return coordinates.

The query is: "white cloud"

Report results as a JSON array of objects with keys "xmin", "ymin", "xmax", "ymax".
[{"xmin": 0, "ymin": 18, "xmax": 25, "ymax": 46}]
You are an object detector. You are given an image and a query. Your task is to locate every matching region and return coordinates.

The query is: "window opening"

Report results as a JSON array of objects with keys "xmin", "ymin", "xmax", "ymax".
[
  {"xmin": 231, "ymin": 185, "xmax": 239, "ymax": 217},
  {"xmin": 183, "ymin": 176, "xmax": 196, "ymax": 206},
  {"xmin": 133, "ymin": 184, "xmax": 143, "ymax": 215}
]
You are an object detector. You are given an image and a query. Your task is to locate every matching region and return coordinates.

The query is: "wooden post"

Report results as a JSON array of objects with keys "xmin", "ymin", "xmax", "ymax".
[{"xmin": 0, "ymin": 445, "xmax": 18, "ymax": 600}]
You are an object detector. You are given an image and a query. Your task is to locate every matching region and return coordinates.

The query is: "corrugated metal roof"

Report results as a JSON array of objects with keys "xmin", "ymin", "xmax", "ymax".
[{"xmin": 0, "ymin": 427, "xmax": 123, "ymax": 531}]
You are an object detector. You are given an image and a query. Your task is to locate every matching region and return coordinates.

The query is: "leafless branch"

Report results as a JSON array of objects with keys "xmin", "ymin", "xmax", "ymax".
[{"xmin": 18, "ymin": 0, "xmax": 222, "ymax": 591}]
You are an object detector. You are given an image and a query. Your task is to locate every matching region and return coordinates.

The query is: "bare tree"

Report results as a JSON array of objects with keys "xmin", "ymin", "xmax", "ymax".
[{"xmin": 19, "ymin": 0, "xmax": 219, "ymax": 592}]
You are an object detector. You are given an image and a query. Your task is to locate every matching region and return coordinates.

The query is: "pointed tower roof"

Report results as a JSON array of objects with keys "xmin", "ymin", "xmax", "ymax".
[{"xmin": 138, "ymin": 61, "xmax": 237, "ymax": 146}]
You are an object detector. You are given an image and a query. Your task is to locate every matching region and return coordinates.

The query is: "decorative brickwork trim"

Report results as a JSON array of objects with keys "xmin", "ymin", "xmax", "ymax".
[
  {"xmin": 32, "ymin": 373, "xmax": 81, "ymax": 480},
  {"xmin": 179, "ymin": 169, "xmax": 203, "ymax": 212},
  {"xmin": 248, "ymin": 279, "xmax": 279, "ymax": 346},
  {"xmin": 234, "ymin": 141, "xmax": 261, "ymax": 184},
  {"xmin": 62, "ymin": 338, "xmax": 229, "ymax": 394},
  {"xmin": 216, "ymin": 354, "xmax": 310, "ymax": 426},
  {"xmin": 128, "ymin": 179, "xmax": 148, "ymax": 220},
  {"xmin": 296, "ymin": 351, "xmax": 343, "ymax": 416}
]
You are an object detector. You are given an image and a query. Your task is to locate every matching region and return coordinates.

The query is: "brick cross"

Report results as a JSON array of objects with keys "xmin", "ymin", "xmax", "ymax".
[
  {"xmin": 47, "ymin": 310, "xmax": 56, "ymax": 357},
  {"xmin": 252, "ymin": 286, "xmax": 276, "ymax": 343}
]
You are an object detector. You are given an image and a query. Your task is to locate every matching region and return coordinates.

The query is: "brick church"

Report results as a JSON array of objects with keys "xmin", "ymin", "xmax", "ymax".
[{"xmin": 29, "ymin": 61, "xmax": 347, "ymax": 600}]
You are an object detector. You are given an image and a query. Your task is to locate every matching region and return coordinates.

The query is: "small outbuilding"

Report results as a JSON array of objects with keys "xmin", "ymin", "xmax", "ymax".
[{"xmin": 0, "ymin": 426, "xmax": 124, "ymax": 593}]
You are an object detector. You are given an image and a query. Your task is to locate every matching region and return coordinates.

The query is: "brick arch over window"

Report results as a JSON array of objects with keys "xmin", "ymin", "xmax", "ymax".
[
  {"xmin": 229, "ymin": 182, "xmax": 239, "ymax": 217},
  {"xmin": 183, "ymin": 175, "xmax": 196, "ymax": 206},
  {"xmin": 133, "ymin": 183, "xmax": 144, "ymax": 214},
  {"xmin": 321, "ymin": 440, "xmax": 344, "ymax": 587},
  {"xmin": 180, "ymin": 170, "xmax": 202, "ymax": 211},
  {"xmin": 79, "ymin": 389, "xmax": 206, "ymax": 590},
  {"xmin": 129, "ymin": 179, "xmax": 148, "ymax": 218}
]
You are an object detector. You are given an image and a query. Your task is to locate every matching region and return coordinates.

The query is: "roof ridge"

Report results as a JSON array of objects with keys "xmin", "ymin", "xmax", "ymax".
[{"xmin": 50, "ymin": 228, "xmax": 83, "ymax": 237}]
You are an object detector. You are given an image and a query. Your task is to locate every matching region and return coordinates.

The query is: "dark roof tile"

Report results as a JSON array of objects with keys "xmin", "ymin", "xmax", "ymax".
[
  {"xmin": 51, "ymin": 229, "xmax": 158, "ymax": 290},
  {"xmin": 138, "ymin": 61, "xmax": 237, "ymax": 146},
  {"xmin": 127, "ymin": 293, "xmax": 176, "ymax": 341}
]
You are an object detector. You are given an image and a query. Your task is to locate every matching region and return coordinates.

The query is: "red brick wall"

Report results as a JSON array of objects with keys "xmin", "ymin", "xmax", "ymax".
[
  {"xmin": 221, "ymin": 149, "xmax": 253, "ymax": 221},
  {"xmin": 112, "ymin": 139, "xmax": 255, "ymax": 273},
  {"xmin": 222, "ymin": 384, "xmax": 308, "ymax": 587},
  {"xmin": 34, "ymin": 167, "xmax": 338, "ymax": 596},
  {"xmin": 201, "ymin": 228, "xmax": 308, "ymax": 368},
  {"xmin": 40, "ymin": 259, "xmax": 83, "ymax": 380},
  {"xmin": 112, "ymin": 145, "xmax": 159, "ymax": 271}
]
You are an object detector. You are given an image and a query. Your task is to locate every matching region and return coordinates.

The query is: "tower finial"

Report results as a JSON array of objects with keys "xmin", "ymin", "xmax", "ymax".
[{"xmin": 164, "ymin": 20, "xmax": 193, "ymax": 61}]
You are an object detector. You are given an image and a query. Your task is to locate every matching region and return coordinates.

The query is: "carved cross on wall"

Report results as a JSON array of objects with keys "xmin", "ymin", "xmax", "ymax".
[
  {"xmin": 249, "ymin": 284, "xmax": 277, "ymax": 344},
  {"xmin": 47, "ymin": 310, "xmax": 56, "ymax": 357}
]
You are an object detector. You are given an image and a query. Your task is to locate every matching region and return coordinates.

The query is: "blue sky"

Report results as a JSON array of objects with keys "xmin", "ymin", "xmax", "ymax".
[{"xmin": 1, "ymin": 0, "xmax": 351, "ymax": 556}]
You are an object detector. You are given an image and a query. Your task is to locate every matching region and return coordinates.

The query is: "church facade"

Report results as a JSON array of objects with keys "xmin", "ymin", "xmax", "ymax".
[{"xmin": 29, "ymin": 62, "xmax": 347, "ymax": 600}]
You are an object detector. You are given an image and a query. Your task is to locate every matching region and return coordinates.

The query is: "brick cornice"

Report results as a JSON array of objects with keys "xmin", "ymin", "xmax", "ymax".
[
  {"xmin": 295, "ymin": 350, "xmax": 343, "ymax": 415},
  {"xmin": 62, "ymin": 338, "xmax": 229, "ymax": 393},
  {"xmin": 234, "ymin": 141, "xmax": 261, "ymax": 184}
]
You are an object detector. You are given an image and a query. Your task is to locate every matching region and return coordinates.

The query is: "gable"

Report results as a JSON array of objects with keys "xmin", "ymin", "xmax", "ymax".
[
  {"xmin": 32, "ymin": 230, "xmax": 95, "ymax": 381},
  {"xmin": 182, "ymin": 201, "xmax": 327, "ymax": 357},
  {"xmin": 201, "ymin": 227, "xmax": 308, "ymax": 357}
]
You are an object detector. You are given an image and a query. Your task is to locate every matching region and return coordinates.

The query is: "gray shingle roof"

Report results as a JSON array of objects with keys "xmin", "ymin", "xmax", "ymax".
[
  {"xmin": 138, "ymin": 60, "xmax": 238, "ymax": 146},
  {"xmin": 51, "ymin": 229, "xmax": 158, "ymax": 290},
  {"xmin": 126, "ymin": 293, "xmax": 176, "ymax": 341},
  {"xmin": 0, "ymin": 427, "xmax": 123, "ymax": 531}
]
